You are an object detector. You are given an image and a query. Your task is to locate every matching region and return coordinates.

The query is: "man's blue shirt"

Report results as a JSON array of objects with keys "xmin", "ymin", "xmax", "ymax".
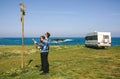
[{"xmin": 39, "ymin": 38, "xmax": 50, "ymax": 53}]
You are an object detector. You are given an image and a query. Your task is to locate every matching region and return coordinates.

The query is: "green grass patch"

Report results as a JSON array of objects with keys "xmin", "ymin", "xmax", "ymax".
[{"xmin": 0, "ymin": 45, "xmax": 120, "ymax": 79}]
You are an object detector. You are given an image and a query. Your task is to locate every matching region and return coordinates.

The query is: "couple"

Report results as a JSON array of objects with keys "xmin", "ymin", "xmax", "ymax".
[{"xmin": 34, "ymin": 32, "xmax": 50, "ymax": 75}]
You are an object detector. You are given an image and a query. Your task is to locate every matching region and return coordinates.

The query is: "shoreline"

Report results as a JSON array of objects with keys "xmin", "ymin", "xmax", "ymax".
[{"xmin": 0, "ymin": 37, "xmax": 120, "ymax": 46}]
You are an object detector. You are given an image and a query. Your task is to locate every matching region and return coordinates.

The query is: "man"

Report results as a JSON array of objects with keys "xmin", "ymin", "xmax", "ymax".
[
  {"xmin": 40, "ymin": 32, "xmax": 50, "ymax": 75},
  {"xmin": 35, "ymin": 32, "xmax": 50, "ymax": 75},
  {"xmin": 39, "ymin": 35, "xmax": 49, "ymax": 75}
]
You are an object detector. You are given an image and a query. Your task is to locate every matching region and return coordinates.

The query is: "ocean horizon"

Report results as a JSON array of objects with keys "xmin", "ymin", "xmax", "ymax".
[{"xmin": 0, "ymin": 37, "xmax": 120, "ymax": 46}]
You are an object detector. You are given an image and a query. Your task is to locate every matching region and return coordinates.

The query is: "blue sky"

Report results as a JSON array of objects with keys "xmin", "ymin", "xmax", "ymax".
[{"xmin": 0, "ymin": 0, "xmax": 120, "ymax": 37}]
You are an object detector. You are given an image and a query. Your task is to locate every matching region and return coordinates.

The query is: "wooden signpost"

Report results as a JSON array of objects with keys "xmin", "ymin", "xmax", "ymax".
[{"xmin": 20, "ymin": 3, "xmax": 25, "ymax": 68}]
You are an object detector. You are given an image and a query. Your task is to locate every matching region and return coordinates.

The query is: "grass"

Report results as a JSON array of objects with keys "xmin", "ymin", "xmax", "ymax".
[{"xmin": 0, "ymin": 45, "xmax": 120, "ymax": 79}]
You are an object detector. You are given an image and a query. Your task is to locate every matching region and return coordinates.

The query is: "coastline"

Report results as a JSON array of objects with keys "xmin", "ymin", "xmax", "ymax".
[{"xmin": 0, "ymin": 37, "xmax": 120, "ymax": 46}]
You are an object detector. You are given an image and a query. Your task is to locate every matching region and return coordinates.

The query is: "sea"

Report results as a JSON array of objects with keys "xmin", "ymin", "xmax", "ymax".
[{"xmin": 0, "ymin": 37, "xmax": 120, "ymax": 46}]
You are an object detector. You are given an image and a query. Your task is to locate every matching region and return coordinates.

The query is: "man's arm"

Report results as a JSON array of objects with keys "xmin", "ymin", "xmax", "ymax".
[{"xmin": 42, "ymin": 40, "xmax": 49, "ymax": 51}]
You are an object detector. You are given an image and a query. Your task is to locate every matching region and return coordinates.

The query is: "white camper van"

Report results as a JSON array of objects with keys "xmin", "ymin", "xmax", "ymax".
[{"xmin": 85, "ymin": 32, "xmax": 111, "ymax": 48}]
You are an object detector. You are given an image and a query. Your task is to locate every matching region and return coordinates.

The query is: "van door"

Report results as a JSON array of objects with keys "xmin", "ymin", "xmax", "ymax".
[{"xmin": 103, "ymin": 35, "xmax": 109, "ymax": 44}]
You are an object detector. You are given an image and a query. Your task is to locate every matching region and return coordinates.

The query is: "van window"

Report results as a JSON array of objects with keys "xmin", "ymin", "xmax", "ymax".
[
  {"xmin": 85, "ymin": 35, "xmax": 97, "ymax": 40},
  {"xmin": 103, "ymin": 35, "xmax": 109, "ymax": 39}
]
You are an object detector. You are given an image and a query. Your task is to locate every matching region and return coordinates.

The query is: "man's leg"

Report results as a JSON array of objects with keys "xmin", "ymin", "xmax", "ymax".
[
  {"xmin": 45, "ymin": 53, "xmax": 49, "ymax": 72},
  {"xmin": 42, "ymin": 53, "xmax": 49, "ymax": 73}
]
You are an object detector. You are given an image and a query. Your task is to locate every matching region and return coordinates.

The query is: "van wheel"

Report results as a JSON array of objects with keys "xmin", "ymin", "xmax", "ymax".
[{"xmin": 101, "ymin": 46, "xmax": 105, "ymax": 49}]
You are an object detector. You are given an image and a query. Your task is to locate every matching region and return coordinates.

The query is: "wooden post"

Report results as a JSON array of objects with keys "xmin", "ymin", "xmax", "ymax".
[
  {"xmin": 20, "ymin": 3, "xmax": 25, "ymax": 68},
  {"xmin": 21, "ymin": 15, "xmax": 24, "ymax": 68}
]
